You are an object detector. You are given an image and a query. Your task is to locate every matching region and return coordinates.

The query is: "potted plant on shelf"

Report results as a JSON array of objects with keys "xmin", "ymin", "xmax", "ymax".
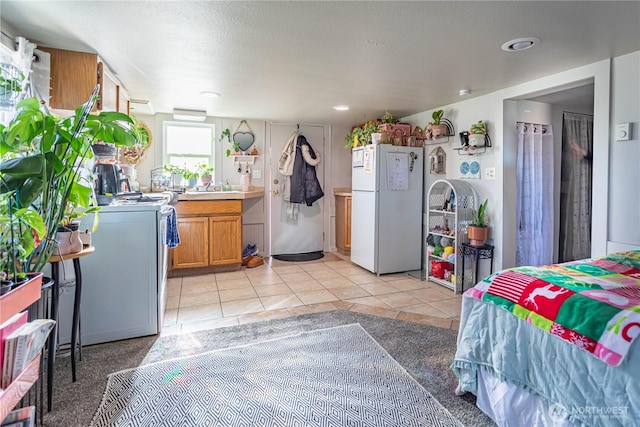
[
  {"xmin": 468, "ymin": 199, "xmax": 489, "ymax": 247},
  {"xmin": 0, "ymin": 94, "xmax": 139, "ymax": 289},
  {"xmin": 430, "ymin": 109, "xmax": 448, "ymax": 138},
  {"xmin": 468, "ymin": 120, "xmax": 488, "ymax": 147},
  {"xmin": 53, "ymin": 201, "xmax": 100, "ymax": 256},
  {"xmin": 221, "ymin": 128, "xmax": 240, "ymax": 157}
]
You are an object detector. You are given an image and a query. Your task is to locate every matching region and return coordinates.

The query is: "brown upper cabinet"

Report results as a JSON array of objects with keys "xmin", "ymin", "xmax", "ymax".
[
  {"xmin": 118, "ymin": 86, "xmax": 130, "ymax": 115},
  {"xmin": 39, "ymin": 47, "xmax": 129, "ymax": 114}
]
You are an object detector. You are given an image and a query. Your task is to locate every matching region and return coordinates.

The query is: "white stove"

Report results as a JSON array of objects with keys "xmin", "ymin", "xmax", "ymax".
[{"xmin": 57, "ymin": 198, "xmax": 172, "ymax": 346}]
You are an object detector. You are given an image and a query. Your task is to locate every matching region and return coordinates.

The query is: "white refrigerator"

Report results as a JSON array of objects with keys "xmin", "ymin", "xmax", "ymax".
[{"xmin": 351, "ymin": 144, "xmax": 424, "ymax": 274}]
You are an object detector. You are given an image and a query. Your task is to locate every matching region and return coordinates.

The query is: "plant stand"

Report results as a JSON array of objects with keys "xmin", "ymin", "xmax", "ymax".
[{"xmin": 460, "ymin": 243, "xmax": 495, "ymax": 289}]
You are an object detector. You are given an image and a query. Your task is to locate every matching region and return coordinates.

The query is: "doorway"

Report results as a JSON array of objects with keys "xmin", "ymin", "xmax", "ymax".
[
  {"xmin": 523, "ymin": 84, "xmax": 595, "ymax": 263},
  {"xmin": 267, "ymin": 123, "xmax": 325, "ymax": 256}
]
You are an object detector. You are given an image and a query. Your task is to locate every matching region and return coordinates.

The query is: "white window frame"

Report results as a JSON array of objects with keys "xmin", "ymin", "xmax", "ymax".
[{"xmin": 162, "ymin": 121, "xmax": 215, "ymax": 178}]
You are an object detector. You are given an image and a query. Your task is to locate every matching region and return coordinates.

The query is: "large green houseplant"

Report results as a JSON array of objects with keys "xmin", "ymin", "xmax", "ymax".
[{"xmin": 0, "ymin": 93, "xmax": 139, "ymax": 283}]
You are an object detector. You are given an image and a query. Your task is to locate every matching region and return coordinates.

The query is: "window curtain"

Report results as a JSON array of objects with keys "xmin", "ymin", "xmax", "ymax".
[
  {"xmin": 559, "ymin": 112, "xmax": 593, "ymax": 262},
  {"xmin": 516, "ymin": 122, "xmax": 554, "ymax": 266}
]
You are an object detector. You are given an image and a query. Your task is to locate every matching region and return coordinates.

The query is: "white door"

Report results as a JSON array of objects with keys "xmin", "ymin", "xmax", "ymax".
[{"xmin": 268, "ymin": 123, "xmax": 325, "ymax": 256}]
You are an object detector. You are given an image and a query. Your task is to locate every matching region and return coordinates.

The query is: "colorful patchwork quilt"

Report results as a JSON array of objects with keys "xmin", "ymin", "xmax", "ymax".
[{"xmin": 466, "ymin": 250, "xmax": 640, "ymax": 366}]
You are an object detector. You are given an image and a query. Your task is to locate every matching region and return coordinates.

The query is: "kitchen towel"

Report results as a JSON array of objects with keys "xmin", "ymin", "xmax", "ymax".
[{"xmin": 164, "ymin": 206, "xmax": 180, "ymax": 248}]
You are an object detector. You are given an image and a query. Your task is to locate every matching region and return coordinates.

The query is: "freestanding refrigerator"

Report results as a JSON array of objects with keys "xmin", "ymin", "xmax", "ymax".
[{"xmin": 351, "ymin": 144, "xmax": 424, "ymax": 274}]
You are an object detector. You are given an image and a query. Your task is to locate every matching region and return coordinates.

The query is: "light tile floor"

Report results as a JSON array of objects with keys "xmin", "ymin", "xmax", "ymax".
[{"xmin": 163, "ymin": 253, "xmax": 462, "ymax": 336}]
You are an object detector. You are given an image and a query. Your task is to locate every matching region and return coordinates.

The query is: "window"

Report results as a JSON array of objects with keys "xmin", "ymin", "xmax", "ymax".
[{"xmin": 163, "ymin": 121, "xmax": 215, "ymax": 177}]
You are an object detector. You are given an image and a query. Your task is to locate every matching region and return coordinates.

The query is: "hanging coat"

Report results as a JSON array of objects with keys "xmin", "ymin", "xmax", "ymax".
[{"xmin": 289, "ymin": 135, "xmax": 324, "ymax": 206}]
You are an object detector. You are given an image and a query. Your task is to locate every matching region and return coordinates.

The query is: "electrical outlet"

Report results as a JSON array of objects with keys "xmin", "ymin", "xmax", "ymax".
[
  {"xmin": 252, "ymin": 169, "xmax": 261, "ymax": 179},
  {"xmin": 484, "ymin": 167, "xmax": 495, "ymax": 180}
]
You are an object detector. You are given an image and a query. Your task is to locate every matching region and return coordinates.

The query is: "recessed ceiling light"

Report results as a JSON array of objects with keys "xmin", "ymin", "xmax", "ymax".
[
  {"xmin": 199, "ymin": 91, "xmax": 221, "ymax": 98},
  {"xmin": 333, "ymin": 105, "xmax": 350, "ymax": 111},
  {"xmin": 501, "ymin": 37, "xmax": 541, "ymax": 52},
  {"xmin": 459, "ymin": 89, "xmax": 471, "ymax": 96}
]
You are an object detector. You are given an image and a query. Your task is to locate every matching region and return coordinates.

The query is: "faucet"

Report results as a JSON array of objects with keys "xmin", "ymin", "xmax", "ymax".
[{"xmin": 205, "ymin": 181, "xmax": 224, "ymax": 192}]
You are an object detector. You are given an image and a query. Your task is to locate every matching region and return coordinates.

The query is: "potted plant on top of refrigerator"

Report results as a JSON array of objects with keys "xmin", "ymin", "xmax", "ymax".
[{"xmin": 467, "ymin": 199, "xmax": 489, "ymax": 247}]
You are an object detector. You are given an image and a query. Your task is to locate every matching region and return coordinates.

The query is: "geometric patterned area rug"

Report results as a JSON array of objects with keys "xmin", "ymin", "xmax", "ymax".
[{"xmin": 90, "ymin": 324, "xmax": 464, "ymax": 427}]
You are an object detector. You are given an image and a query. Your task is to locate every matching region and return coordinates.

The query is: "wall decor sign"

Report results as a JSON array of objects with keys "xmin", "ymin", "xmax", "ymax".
[{"xmin": 459, "ymin": 159, "xmax": 481, "ymax": 179}]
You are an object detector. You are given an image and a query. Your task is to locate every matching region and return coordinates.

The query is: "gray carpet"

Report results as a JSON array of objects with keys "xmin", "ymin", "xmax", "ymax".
[{"xmin": 44, "ymin": 310, "xmax": 494, "ymax": 427}]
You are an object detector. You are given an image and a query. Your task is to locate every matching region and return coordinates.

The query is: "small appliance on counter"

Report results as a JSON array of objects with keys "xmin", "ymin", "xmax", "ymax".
[{"xmin": 94, "ymin": 163, "xmax": 131, "ymax": 205}]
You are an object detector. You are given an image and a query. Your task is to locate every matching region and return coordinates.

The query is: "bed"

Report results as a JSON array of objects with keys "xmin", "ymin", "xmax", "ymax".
[{"xmin": 451, "ymin": 251, "xmax": 640, "ymax": 427}]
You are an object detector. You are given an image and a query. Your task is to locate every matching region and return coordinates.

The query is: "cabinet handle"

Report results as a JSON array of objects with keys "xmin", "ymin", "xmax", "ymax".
[{"xmin": 273, "ymin": 189, "xmax": 279, "ymax": 195}]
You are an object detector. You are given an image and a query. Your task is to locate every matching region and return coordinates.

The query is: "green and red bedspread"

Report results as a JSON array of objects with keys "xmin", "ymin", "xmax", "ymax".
[{"xmin": 466, "ymin": 250, "xmax": 640, "ymax": 366}]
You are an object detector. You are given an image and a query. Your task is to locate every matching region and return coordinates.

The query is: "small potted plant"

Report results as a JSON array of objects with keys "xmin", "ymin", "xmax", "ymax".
[
  {"xmin": 53, "ymin": 203, "xmax": 99, "ymax": 256},
  {"xmin": 221, "ymin": 128, "xmax": 240, "ymax": 157},
  {"xmin": 377, "ymin": 111, "xmax": 396, "ymax": 132},
  {"xmin": 468, "ymin": 120, "xmax": 488, "ymax": 147},
  {"xmin": 196, "ymin": 163, "xmax": 214, "ymax": 185},
  {"xmin": 164, "ymin": 165, "xmax": 199, "ymax": 187},
  {"xmin": 0, "ymin": 192, "xmax": 46, "ymax": 292},
  {"xmin": 468, "ymin": 199, "xmax": 489, "ymax": 247},
  {"xmin": 362, "ymin": 120, "xmax": 379, "ymax": 145},
  {"xmin": 431, "ymin": 110, "xmax": 448, "ymax": 138}
]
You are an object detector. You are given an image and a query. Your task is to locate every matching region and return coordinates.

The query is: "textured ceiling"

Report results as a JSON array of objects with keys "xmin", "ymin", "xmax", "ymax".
[{"xmin": 1, "ymin": 1, "xmax": 638, "ymax": 126}]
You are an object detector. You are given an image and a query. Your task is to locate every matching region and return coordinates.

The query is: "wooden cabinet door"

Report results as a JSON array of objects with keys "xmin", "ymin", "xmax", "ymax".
[
  {"xmin": 118, "ymin": 86, "xmax": 130, "ymax": 115},
  {"xmin": 209, "ymin": 215, "xmax": 242, "ymax": 265},
  {"xmin": 172, "ymin": 217, "xmax": 209, "ymax": 269},
  {"xmin": 335, "ymin": 195, "xmax": 352, "ymax": 254},
  {"xmin": 40, "ymin": 47, "xmax": 98, "ymax": 110},
  {"xmin": 345, "ymin": 196, "xmax": 352, "ymax": 249},
  {"xmin": 98, "ymin": 62, "xmax": 119, "ymax": 111}
]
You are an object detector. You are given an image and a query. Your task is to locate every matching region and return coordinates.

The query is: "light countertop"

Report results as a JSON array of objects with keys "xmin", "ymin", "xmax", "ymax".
[
  {"xmin": 333, "ymin": 187, "xmax": 352, "ymax": 196},
  {"xmin": 177, "ymin": 187, "xmax": 265, "ymax": 201}
]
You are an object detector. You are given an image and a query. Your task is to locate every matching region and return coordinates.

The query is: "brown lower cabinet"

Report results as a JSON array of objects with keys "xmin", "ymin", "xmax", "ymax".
[
  {"xmin": 172, "ymin": 200, "xmax": 242, "ymax": 270},
  {"xmin": 335, "ymin": 194, "xmax": 352, "ymax": 255}
]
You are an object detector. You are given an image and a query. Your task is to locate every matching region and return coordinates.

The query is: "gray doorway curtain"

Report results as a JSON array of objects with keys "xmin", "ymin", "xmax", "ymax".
[{"xmin": 559, "ymin": 112, "xmax": 593, "ymax": 262}]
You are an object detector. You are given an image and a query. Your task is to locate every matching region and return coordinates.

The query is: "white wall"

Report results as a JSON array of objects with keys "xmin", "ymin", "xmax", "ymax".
[
  {"xmin": 608, "ymin": 51, "xmax": 640, "ymax": 250},
  {"xmin": 403, "ymin": 54, "xmax": 635, "ymax": 271},
  {"xmin": 404, "ymin": 94, "xmax": 504, "ymax": 268}
]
